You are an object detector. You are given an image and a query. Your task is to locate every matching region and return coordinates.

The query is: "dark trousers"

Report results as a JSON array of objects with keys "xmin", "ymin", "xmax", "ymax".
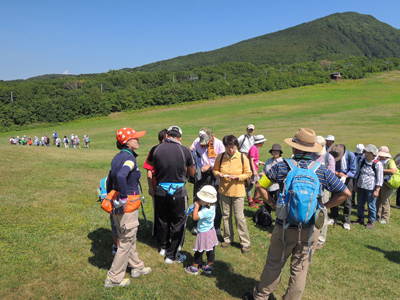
[
  {"xmin": 193, "ymin": 246, "xmax": 215, "ymax": 265},
  {"xmin": 192, "ymin": 171, "xmax": 222, "ymax": 230},
  {"xmin": 397, "ymin": 188, "xmax": 400, "ymax": 207},
  {"xmin": 154, "ymin": 194, "xmax": 187, "ymax": 260},
  {"xmin": 330, "ymin": 177, "xmax": 353, "ymax": 223},
  {"xmin": 266, "ymin": 190, "xmax": 279, "ymax": 214}
]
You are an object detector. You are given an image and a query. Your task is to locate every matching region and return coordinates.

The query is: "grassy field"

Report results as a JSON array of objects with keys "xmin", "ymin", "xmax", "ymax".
[{"xmin": 1, "ymin": 71, "xmax": 400, "ymax": 299}]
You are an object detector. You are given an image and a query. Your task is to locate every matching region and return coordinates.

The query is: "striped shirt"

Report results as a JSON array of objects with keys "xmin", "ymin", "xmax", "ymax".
[{"xmin": 259, "ymin": 154, "xmax": 346, "ymax": 195}]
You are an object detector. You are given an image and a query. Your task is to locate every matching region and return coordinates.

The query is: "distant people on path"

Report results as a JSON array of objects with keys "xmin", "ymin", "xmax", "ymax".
[
  {"xmin": 247, "ymin": 135, "xmax": 266, "ymax": 208},
  {"xmin": 213, "ymin": 135, "xmax": 252, "ymax": 254},
  {"xmin": 189, "ymin": 127, "xmax": 224, "ymax": 236},
  {"xmin": 70, "ymin": 134, "xmax": 75, "ymax": 148},
  {"xmin": 327, "ymin": 144, "xmax": 357, "ymax": 230},
  {"xmin": 353, "ymin": 144, "xmax": 383, "ymax": 229},
  {"xmin": 376, "ymin": 146, "xmax": 397, "ymax": 224},
  {"xmin": 55, "ymin": 137, "xmax": 61, "ymax": 147},
  {"xmin": 238, "ymin": 124, "xmax": 256, "ymax": 155},
  {"xmin": 103, "ymin": 127, "xmax": 151, "ymax": 288},
  {"xmin": 311, "ymin": 136, "xmax": 335, "ymax": 250},
  {"xmin": 53, "ymin": 131, "xmax": 58, "ymax": 145},
  {"xmin": 185, "ymin": 185, "xmax": 219, "ymax": 276},
  {"xmin": 250, "ymin": 128, "xmax": 350, "ymax": 300},
  {"xmin": 84, "ymin": 135, "xmax": 91, "ymax": 148},
  {"xmin": 64, "ymin": 136, "xmax": 69, "ymax": 148},
  {"xmin": 147, "ymin": 126, "xmax": 195, "ymax": 264}
]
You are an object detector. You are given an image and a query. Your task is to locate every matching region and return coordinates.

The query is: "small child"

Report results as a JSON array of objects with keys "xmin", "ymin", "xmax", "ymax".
[{"xmin": 185, "ymin": 185, "xmax": 219, "ymax": 275}]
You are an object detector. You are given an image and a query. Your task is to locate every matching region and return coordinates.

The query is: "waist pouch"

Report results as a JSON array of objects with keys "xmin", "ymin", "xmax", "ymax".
[
  {"xmin": 101, "ymin": 190, "xmax": 141, "ymax": 214},
  {"xmin": 158, "ymin": 182, "xmax": 185, "ymax": 196}
]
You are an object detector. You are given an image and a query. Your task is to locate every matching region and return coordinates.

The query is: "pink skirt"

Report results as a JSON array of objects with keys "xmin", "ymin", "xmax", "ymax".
[{"xmin": 193, "ymin": 227, "xmax": 219, "ymax": 252}]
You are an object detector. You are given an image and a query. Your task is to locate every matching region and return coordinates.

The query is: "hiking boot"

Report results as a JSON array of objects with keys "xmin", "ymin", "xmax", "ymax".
[
  {"xmin": 315, "ymin": 243, "xmax": 324, "ymax": 250},
  {"xmin": 241, "ymin": 246, "xmax": 250, "ymax": 254},
  {"xmin": 201, "ymin": 264, "xmax": 212, "ymax": 275},
  {"xmin": 253, "ymin": 198, "xmax": 263, "ymax": 204},
  {"xmin": 366, "ymin": 221, "xmax": 375, "ymax": 229},
  {"xmin": 353, "ymin": 219, "xmax": 364, "ymax": 225},
  {"xmin": 378, "ymin": 219, "xmax": 388, "ymax": 224},
  {"xmin": 185, "ymin": 265, "xmax": 198, "ymax": 275},
  {"xmin": 343, "ymin": 222, "xmax": 351, "ymax": 230},
  {"xmin": 103, "ymin": 276, "xmax": 130, "ymax": 288},
  {"xmin": 190, "ymin": 227, "xmax": 198, "ymax": 235},
  {"xmin": 221, "ymin": 242, "xmax": 230, "ymax": 248},
  {"xmin": 131, "ymin": 267, "xmax": 152, "ymax": 278}
]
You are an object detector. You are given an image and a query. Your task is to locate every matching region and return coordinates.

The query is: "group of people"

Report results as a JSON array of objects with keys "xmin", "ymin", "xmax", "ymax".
[
  {"xmin": 9, "ymin": 131, "xmax": 91, "ymax": 148},
  {"xmin": 102, "ymin": 124, "xmax": 399, "ymax": 300}
]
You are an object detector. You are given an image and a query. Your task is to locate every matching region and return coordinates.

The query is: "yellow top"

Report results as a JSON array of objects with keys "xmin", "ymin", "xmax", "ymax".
[{"xmin": 213, "ymin": 151, "xmax": 252, "ymax": 197}]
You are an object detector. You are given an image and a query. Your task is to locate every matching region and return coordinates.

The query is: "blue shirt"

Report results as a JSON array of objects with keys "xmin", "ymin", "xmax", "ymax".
[
  {"xmin": 197, "ymin": 205, "xmax": 216, "ymax": 233},
  {"xmin": 335, "ymin": 150, "xmax": 357, "ymax": 178}
]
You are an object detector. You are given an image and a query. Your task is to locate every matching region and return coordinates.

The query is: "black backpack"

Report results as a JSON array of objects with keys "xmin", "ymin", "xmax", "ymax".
[{"xmin": 253, "ymin": 206, "xmax": 274, "ymax": 227}]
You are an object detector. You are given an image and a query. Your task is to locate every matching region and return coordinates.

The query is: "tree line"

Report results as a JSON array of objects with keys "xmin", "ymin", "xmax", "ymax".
[{"xmin": 0, "ymin": 56, "xmax": 399, "ymax": 132}]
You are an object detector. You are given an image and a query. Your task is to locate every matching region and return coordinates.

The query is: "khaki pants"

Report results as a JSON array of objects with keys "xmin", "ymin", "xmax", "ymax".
[
  {"xmin": 317, "ymin": 190, "xmax": 330, "ymax": 245},
  {"xmin": 253, "ymin": 225, "xmax": 319, "ymax": 300},
  {"xmin": 220, "ymin": 194, "xmax": 250, "ymax": 248},
  {"xmin": 107, "ymin": 210, "xmax": 144, "ymax": 283},
  {"xmin": 377, "ymin": 184, "xmax": 392, "ymax": 222}
]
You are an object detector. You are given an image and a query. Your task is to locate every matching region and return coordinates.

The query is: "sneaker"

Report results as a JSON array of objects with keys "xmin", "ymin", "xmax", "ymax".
[
  {"xmin": 185, "ymin": 266, "xmax": 198, "ymax": 275},
  {"xmin": 221, "ymin": 242, "xmax": 230, "ymax": 248},
  {"xmin": 241, "ymin": 246, "xmax": 250, "ymax": 254},
  {"xmin": 112, "ymin": 245, "xmax": 118, "ymax": 256},
  {"xmin": 201, "ymin": 264, "xmax": 212, "ymax": 275},
  {"xmin": 191, "ymin": 227, "xmax": 198, "ymax": 235},
  {"xmin": 165, "ymin": 257, "xmax": 175, "ymax": 264},
  {"xmin": 327, "ymin": 218, "xmax": 335, "ymax": 226},
  {"xmin": 215, "ymin": 228, "xmax": 222, "ymax": 236},
  {"xmin": 353, "ymin": 219, "xmax": 364, "ymax": 225},
  {"xmin": 176, "ymin": 252, "xmax": 186, "ymax": 263},
  {"xmin": 315, "ymin": 243, "xmax": 324, "ymax": 250},
  {"xmin": 159, "ymin": 248, "xmax": 166, "ymax": 256},
  {"xmin": 249, "ymin": 201, "xmax": 258, "ymax": 208},
  {"xmin": 378, "ymin": 219, "xmax": 388, "ymax": 224},
  {"xmin": 131, "ymin": 267, "xmax": 152, "ymax": 278},
  {"xmin": 343, "ymin": 222, "xmax": 351, "ymax": 230},
  {"xmin": 103, "ymin": 276, "xmax": 130, "ymax": 288},
  {"xmin": 366, "ymin": 221, "xmax": 375, "ymax": 229},
  {"xmin": 253, "ymin": 198, "xmax": 263, "ymax": 204}
]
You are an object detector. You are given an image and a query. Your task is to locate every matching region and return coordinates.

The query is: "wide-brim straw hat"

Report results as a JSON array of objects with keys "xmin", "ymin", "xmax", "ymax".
[
  {"xmin": 284, "ymin": 128, "xmax": 322, "ymax": 153},
  {"xmin": 328, "ymin": 144, "xmax": 346, "ymax": 162},
  {"xmin": 196, "ymin": 185, "xmax": 218, "ymax": 203}
]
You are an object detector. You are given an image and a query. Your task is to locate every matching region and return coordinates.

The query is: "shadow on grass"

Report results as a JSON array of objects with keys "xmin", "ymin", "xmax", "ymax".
[
  {"xmin": 366, "ymin": 245, "xmax": 400, "ymax": 264},
  {"xmin": 212, "ymin": 260, "xmax": 258, "ymax": 299},
  {"xmin": 87, "ymin": 227, "xmax": 114, "ymax": 269}
]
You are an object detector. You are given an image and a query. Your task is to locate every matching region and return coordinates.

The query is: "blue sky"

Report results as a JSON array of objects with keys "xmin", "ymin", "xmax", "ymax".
[{"xmin": 1, "ymin": 0, "xmax": 399, "ymax": 81}]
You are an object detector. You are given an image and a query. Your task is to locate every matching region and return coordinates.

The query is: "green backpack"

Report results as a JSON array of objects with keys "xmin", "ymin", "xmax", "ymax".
[{"xmin": 384, "ymin": 159, "xmax": 400, "ymax": 189}]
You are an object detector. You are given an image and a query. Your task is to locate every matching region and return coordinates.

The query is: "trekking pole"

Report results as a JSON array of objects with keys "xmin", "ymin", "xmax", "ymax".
[{"xmin": 138, "ymin": 181, "xmax": 149, "ymax": 228}]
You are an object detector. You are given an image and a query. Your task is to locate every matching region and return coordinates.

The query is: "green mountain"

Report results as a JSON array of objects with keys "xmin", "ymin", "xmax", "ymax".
[{"xmin": 130, "ymin": 12, "xmax": 400, "ymax": 73}]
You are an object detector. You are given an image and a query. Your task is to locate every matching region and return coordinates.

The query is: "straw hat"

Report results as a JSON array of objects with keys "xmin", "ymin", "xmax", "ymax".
[
  {"xmin": 196, "ymin": 185, "xmax": 217, "ymax": 203},
  {"xmin": 284, "ymin": 128, "xmax": 322, "ymax": 153}
]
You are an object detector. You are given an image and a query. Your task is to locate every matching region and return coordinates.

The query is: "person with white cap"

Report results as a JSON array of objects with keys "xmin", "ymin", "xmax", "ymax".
[
  {"xmin": 325, "ymin": 135, "xmax": 335, "ymax": 150},
  {"xmin": 353, "ymin": 144, "xmax": 383, "ymax": 229},
  {"xmin": 351, "ymin": 144, "xmax": 365, "ymax": 206},
  {"xmin": 189, "ymin": 127, "xmax": 224, "ymax": 236},
  {"xmin": 185, "ymin": 185, "xmax": 219, "ymax": 275},
  {"xmin": 147, "ymin": 125, "xmax": 195, "ymax": 264},
  {"xmin": 376, "ymin": 146, "xmax": 397, "ymax": 224},
  {"xmin": 311, "ymin": 136, "xmax": 335, "ymax": 249},
  {"xmin": 248, "ymin": 128, "xmax": 350, "ymax": 300},
  {"xmin": 238, "ymin": 124, "xmax": 256, "ymax": 155},
  {"xmin": 246, "ymin": 134, "xmax": 267, "ymax": 208}
]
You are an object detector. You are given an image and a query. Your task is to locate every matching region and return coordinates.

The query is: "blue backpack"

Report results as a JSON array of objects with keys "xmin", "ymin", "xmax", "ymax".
[
  {"xmin": 97, "ymin": 177, "xmax": 108, "ymax": 202},
  {"xmin": 284, "ymin": 159, "xmax": 321, "ymax": 225}
]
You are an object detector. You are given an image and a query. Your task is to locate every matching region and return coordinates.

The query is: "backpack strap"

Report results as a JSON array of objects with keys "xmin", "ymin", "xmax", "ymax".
[
  {"xmin": 325, "ymin": 153, "xmax": 329, "ymax": 167},
  {"xmin": 239, "ymin": 135, "xmax": 248, "ymax": 152}
]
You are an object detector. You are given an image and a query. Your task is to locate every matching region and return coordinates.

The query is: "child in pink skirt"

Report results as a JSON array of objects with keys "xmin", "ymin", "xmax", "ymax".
[{"xmin": 185, "ymin": 185, "xmax": 219, "ymax": 275}]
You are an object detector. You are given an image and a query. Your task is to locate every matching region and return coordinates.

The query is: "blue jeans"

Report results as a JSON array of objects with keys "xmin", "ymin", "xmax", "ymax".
[{"xmin": 357, "ymin": 187, "xmax": 377, "ymax": 223}]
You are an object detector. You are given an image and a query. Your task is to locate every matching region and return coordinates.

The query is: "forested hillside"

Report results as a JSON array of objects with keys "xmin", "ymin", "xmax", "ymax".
[
  {"xmin": 131, "ymin": 12, "xmax": 400, "ymax": 73},
  {"xmin": 1, "ymin": 57, "xmax": 399, "ymax": 132}
]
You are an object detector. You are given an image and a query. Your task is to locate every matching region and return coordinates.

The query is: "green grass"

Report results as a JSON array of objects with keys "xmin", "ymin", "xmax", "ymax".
[{"xmin": 1, "ymin": 72, "xmax": 400, "ymax": 299}]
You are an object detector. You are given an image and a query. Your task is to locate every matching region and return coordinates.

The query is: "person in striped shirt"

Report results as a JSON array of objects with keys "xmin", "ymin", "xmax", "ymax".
[{"xmin": 247, "ymin": 128, "xmax": 350, "ymax": 300}]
